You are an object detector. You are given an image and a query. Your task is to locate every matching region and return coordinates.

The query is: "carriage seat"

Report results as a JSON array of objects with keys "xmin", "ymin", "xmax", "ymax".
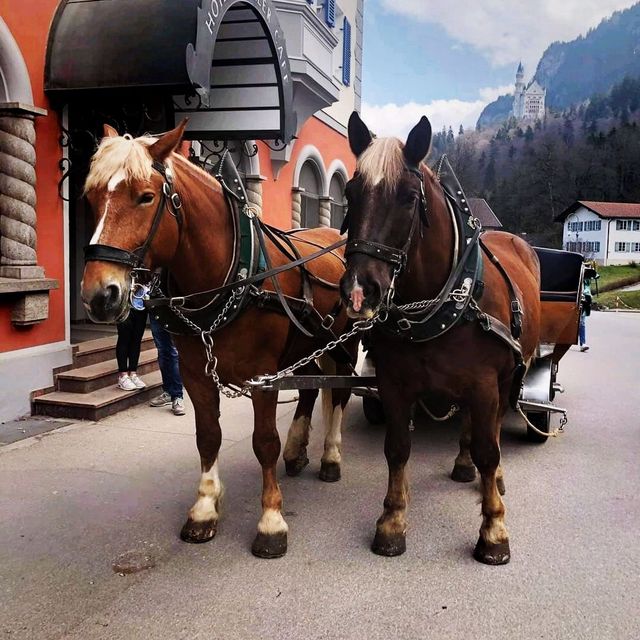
[{"xmin": 534, "ymin": 247, "xmax": 584, "ymax": 303}]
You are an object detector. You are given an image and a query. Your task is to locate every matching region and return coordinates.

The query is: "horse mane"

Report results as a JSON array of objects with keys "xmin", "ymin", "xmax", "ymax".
[
  {"xmin": 84, "ymin": 135, "xmax": 157, "ymax": 193},
  {"xmin": 84, "ymin": 134, "xmax": 222, "ymax": 195},
  {"xmin": 357, "ymin": 137, "xmax": 434, "ymax": 194}
]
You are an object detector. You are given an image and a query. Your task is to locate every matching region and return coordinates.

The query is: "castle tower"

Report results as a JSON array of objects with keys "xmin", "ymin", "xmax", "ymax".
[{"xmin": 513, "ymin": 62, "xmax": 525, "ymax": 119}]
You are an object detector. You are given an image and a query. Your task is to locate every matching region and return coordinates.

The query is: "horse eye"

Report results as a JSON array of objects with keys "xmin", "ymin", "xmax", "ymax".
[{"xmin": 139, "ymin": 192, "xmax": 155, "ymax": 205}]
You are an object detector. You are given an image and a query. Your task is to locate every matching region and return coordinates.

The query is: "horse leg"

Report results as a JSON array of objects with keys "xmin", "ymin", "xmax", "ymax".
[
  {"xmin": 451, "ymin": 410, "xmax": 506, "ymax": 494},
  {"xmin": 318, "ymin": 356, "xmax": 350, "ymax": 483},
  {"xmin": 283, "ymin": 364, "xmax": 319, "ymax": 477},
  {"xmin": 251, "ymin": 389, "xmax": 289, "ymax": 558},
  {"xmin": 469, "ymin": 389, "xmax": 510, "ymax": 565},
  {"xmin": 179, "ymin": 382, "xmax": 223, "ymax": 544},
  {"xmin": 451, "ymin": 410, "xmax": 476, "ymax": 483},
  {"xmin": 371, "ymin": 384, "xmax": 412, "ymax": 556}
]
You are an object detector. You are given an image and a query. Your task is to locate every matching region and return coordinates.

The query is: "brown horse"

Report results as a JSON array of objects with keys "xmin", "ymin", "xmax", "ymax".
[
  {"xmin": 340, "ymin": 112, "xmax": 541, "ymax": 564},
  {"xmin": 80, "ymin": 122, "xmax": 356, "ymax": 558}
]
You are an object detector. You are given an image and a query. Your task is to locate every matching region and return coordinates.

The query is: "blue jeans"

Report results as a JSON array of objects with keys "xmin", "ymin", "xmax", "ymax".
[
  {"xmin": 579, "ymin": 313, "xmax": 587, "ymax": 346},
  {"xmin": 150, "ymin": 316, "xmax": 183, "ymax": 399}
]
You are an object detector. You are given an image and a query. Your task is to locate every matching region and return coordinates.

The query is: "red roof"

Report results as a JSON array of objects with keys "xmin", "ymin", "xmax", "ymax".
[{"xmin": 558, "ymin": 201, "xmax": 640, "ymax": 221}]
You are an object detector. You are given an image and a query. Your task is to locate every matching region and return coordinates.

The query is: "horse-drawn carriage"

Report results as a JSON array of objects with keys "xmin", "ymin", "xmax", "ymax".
[{"xmin": 80, "ymin": 114, "xmax": 589, "ymax": 565}]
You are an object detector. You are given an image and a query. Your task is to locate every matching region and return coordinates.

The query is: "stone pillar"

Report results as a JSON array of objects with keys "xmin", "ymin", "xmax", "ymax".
[
  {"xmin": 244, "ymin": 173, "xmax": 265, "ymax": 218},
  {"xmin": 291, "ymin": 189, "xmax": 302, "ymax": 229},
  {"xmin": 319, "ymin": 196, "xmax": 332, "ymax": 228},
  {"xmin": 0, "ymin": 106, "xmax": 46, "ymax": 279}
]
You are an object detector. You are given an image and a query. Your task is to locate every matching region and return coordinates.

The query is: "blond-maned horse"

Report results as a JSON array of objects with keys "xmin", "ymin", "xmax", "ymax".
[{"xmin": 81, "ymin": 122, "xmax": 357, "ymax": 558}]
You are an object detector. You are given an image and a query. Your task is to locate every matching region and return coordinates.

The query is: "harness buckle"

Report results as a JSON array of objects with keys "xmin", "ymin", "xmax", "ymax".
[
  {"xmin": 397, "ymin": 318, "xmax": 411, "ymax": 332},
  {"xmin": 169, "ymin": 297, "xmax": 186, "ymax": 308},
  {"xmin": 321, "ymin": 314, "xmax": 336, "ymax": 330},
  {"xmin": 170, "ymin": 193, "xmax": 182, "ymax": 210},
  {"xmin": 511, "ymin": 299, "xmax": 523, "ymax": 314}
]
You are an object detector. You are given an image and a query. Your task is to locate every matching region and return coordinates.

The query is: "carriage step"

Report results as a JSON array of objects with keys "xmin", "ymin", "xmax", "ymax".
[
  {"xmin": 56, "ymin": 349, "xmax": 159, "ymax": 393},
  {"xmin": 73, "ymin": 331, "xmax": 155, "ymax": 367},
  {"xmin": 32, "ymin": 371, "xmax": 163, "ymax": 421}
]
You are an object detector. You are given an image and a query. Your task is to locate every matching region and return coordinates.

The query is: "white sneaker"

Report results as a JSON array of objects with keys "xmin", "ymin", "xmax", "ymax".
[
  {"xmin": 117, "ymin": 374, "xmax": 137, "ymax": 391},
  {"xmin": 129, "ymin": 373, "xmax": 146, "ymax": 389},
  {"xmin": 580, "ymin": 345, "xmax": 589, "ymax": 352},
  {"xmin": 172, "ymin": 397, "xmax": 186, "ymax": 416},
  {"xmin": 149, "ymin": 391, "xmax": 172, "ymax": 407}
]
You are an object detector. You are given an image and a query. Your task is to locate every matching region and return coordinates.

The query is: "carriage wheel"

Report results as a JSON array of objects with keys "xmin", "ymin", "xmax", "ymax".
[
  {"xmin": 525, "ymin": 411, "xmax": 551, "ymax": 444},
  {"xmin": 363, "ymin": 395, "xmax": 386, "ymax": 425}
]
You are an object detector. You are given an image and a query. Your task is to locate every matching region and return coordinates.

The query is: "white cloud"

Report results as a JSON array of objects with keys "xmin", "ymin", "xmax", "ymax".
[
  {"xmin": 379, "ymin": 0, "xmax": 637, "ymax": 72},
  {"xmin": 362, "ymin": 85, "xmax": 514, "ymax": 139}
]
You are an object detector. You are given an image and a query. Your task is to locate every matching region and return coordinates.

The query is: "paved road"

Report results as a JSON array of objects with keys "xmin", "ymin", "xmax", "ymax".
[{"xmin": 1, "ymin": 312, "xmax": 639, "ymax": 640}]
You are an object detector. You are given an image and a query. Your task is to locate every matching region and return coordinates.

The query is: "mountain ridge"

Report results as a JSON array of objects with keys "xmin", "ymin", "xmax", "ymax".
[{"xmin": 477, "ymin": 2, "xmax": 640, "ymax": 128}]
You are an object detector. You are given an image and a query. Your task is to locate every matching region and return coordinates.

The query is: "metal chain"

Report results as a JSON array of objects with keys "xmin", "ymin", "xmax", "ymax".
[
  {"xmin": 171, "ymin": 288, "xmax": 250, "ymax": 398},
  {"xmin": 246, "ymin": 315, "xmax": 377, "ymax": 389}
]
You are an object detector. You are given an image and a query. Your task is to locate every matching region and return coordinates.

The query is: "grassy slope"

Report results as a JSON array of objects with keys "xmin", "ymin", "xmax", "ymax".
[
  {"xmin": 596, "ymin": 289, "xmax": 640, "ymax": 309},
  {"xmin": 595, "ymin": 264, "xmax": 640, "ymax": 292}
]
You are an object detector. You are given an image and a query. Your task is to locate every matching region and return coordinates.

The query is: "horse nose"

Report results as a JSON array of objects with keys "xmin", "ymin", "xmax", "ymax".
[{"xmin": 89, "ymin": 284, "xmax": 122, "ymax": 320}]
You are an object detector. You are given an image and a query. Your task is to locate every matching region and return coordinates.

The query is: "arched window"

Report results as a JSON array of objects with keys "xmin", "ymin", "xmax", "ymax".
[
  {"xmin": 299, "ymin": 160, "xmax": 322, "ymax": 228},
  {"xmin": 329, "ymin": 172, "xmax": 347, "ymax": 230}
]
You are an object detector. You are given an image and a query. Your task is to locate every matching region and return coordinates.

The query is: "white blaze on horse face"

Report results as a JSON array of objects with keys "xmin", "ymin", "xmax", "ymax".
[
  {"xmin": 89, "ymin": 170, "xmax": 126, "ymax": 245},
  {"xmin": 188, "ymin": 460, "xmax": 223, "ymax": 524},
  {"xmin": 89, "ymin": 206, "xmax": 107, "ymax": 245},
  {"xmin": 107, "ymin": 169, "xmax": 126, "ymax": 192},
  {"xmin": 351, "ymin": 275, "xmax": 365, "ymax": 312}
]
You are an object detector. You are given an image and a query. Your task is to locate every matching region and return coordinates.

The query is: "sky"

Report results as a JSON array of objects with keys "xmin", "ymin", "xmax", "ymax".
[{"xmin": 361, "ymin": 0, "xmax": 639, "ymax": 138}]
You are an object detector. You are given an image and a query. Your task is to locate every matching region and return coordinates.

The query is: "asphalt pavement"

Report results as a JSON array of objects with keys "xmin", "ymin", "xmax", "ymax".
[{"xmin": 1, "ymin": 311, "xmax": 639, "ymax": 640}]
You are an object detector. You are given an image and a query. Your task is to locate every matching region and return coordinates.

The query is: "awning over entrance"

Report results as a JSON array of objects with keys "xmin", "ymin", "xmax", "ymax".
[{"xmin": 45, "ymin": 0, "xmax": 296, "ymax": 141}]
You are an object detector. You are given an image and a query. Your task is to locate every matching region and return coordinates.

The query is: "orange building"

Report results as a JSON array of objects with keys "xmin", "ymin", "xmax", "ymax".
[{"xmin": 0, "ymin": 0, "xmax": 364, "ymax": 421}]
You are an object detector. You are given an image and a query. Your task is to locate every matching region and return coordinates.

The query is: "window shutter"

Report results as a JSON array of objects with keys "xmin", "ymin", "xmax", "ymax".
[
  {"xmin": 342, "ymin": 17, "xmax": 351, "ymax": 86},
  {"xmin": 325, "ymin": 0, "xmax": 336, "ymax": 28}
]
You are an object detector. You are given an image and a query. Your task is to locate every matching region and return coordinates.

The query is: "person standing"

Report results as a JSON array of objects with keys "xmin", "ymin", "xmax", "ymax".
[
  {"xmin": 148, "ymin": 315, "xmax": 185, "ymax": 416},
  {"xmin": 579, "ymin": 267, "xmax": 597, "ymax": 352},
  {"xmin": 115, "ymin": 307, "xmax": 148, "ymax": 390}
]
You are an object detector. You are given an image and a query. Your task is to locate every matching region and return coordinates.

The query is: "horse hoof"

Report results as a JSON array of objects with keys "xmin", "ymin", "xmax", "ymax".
[
  {"xmin": 497, "ymin": 477, "xmax": 506, "ymax": 496},
  {"xmin": 251, "ymin": 531, "xmax": 288, "ymax": 559},
  {"xmin": 451, "ymin": 463, "xmax": 476, "ymax": 483},
  {"xmin": 285, "ymin": 455, "xmax": 309, "ymax": 477},
  {"xmin": 180, "ymin": 519, "xmax": 217, "ymax": 544},
  {"xmin": 473, "ymin": 538, "xmax": 511, "ymax": 565},
  {"xmin": 319, "ymin": 461, "xmax": 341, "ymax": 483},
  {"xmin": 371, "ymin": 531, "xmax": 406, "ymax": 557}
]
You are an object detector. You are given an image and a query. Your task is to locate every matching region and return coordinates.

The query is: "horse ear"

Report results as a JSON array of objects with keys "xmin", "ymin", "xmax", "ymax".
[
  {"xmin": 348, "ymin": 111, "xmax": 372, "ymax": 158},
  {"xmin": 404, "ymin": 116, "xmax": 432, "ymax": 167},
  {"xmin": 103, "ymin": 124, "xmax": 119, "ymax": 138},
  {"xmin": 148, "ymin": 119, "xmax": 189, "ymax": 162}
]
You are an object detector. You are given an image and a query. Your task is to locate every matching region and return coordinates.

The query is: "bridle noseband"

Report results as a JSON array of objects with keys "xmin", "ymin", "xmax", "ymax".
[
  {"xmin": 343, "ymin": 165, "xmax": 428, "ymax": 272},
  {"xmin": 84, "ymin": 160, "xmax": 183, "ymax": 272}
]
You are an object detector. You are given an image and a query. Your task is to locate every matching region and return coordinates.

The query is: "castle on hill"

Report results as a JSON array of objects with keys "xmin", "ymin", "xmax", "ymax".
[{"xmin": 512, "ymin": 62, "xmax": 546, "ymax": 120}]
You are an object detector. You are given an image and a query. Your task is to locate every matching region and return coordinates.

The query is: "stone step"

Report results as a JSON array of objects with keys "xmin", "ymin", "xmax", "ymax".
[
  {"xmin": 73, "ymin": 331, "xmax": 155, "ymax": 367},
  {"xmin": 56, "ymin": 349, "xmax": 159, "ymax": 393},
  {"xmin": 33, "ymin": 371, "xmax": 163, "ymax": 421}
]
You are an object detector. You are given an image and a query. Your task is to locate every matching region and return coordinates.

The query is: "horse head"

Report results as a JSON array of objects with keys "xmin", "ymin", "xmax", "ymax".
[
  {"xmin": 340, "ymin": 112, "xmax": 432, "ymax": 319},
  {"xmin": 80, "ymin": 121, "xmax": 187, "ymax": 323}
]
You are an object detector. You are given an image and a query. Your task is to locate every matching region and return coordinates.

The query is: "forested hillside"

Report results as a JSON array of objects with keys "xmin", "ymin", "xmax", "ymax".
[{"xmin": 432, "ymin": 77, "xmax": 640, "ymax": 247}]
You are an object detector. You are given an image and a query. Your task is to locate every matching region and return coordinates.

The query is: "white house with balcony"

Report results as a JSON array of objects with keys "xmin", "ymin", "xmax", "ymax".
[{"xmin": 557, "ymin": 201, "xmax": 640, "ymax": 265}]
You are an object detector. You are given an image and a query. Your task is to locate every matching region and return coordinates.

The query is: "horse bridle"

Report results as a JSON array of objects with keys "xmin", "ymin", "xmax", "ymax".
[
  {"xmin": 84, "ymin": 160, "xmax": 184, "ymax": 272},
  {"xmin": 343, "ymin": 165, "xmax": 428, "ymax": 273}
]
